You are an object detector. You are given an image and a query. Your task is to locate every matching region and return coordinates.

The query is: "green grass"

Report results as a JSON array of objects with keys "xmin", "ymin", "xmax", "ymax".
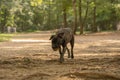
[{"xmin": 0, "ymin": 34, "xmax": 14, "ymax": 42}]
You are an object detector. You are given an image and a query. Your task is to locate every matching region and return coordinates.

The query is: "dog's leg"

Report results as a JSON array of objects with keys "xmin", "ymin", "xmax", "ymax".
[
  {"xmin": 59, "ymin": 45, "xmax": 67, "ymax": 63},
  {"xmin": 66, "ymin": 46, "xmax": 70, "ymax": 58},
  {"xmin": 70, "ymin": 35, "xmax": 74, "ymax": 59},
  {"xmin": 59, "ymin": 46, "xmax": 63, "ymax": 63}
]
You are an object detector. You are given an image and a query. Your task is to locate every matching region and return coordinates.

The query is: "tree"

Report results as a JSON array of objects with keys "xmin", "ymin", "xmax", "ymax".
[
  {"xmin": 92, "ymin": 0, "xmax": 97, "ymax": 32},
  {"xmin": 61, "ymin": 0, "xmax": 72, "ymax": 28},
  {"xmin": 79, "ymin": 0, "xmax": 89, "ymax": 34},
  {"xmin": 72, "ymin": 0, "xmax": 77, "ymax": 34}
]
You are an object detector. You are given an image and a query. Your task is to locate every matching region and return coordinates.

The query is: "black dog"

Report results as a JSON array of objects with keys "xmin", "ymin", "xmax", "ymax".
[{"xmin": 49, "ymin": 28, "xmax": 74, "ymax": 63}]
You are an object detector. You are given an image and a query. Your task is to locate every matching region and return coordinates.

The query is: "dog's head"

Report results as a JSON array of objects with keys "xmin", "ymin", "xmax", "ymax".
[{"xmin": 49, "ymin": 33, "xmax": 64, "ymax": 51}]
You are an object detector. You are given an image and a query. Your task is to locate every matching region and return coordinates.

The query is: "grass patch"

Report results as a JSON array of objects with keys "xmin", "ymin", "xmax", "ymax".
[{"xmin": 0, "ymin": 34, "xmax": 14, "ymax": 42}]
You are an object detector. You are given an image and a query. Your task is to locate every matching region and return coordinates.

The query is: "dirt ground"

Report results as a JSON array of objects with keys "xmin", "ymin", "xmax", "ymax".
[{"xmin": 0, "ymin": 31, "xmax": 120, "ymax": 80}]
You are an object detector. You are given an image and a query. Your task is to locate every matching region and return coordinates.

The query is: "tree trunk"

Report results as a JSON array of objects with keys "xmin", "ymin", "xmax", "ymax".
[
  {"xmin": 110, "ymin": 0, "xmax": 117, "ymax": 30},
  {"xmin": 83, "ymin": 1, "xmax": 89, "ymax": 26},
  {"xmin": 79, "ymin": 0, "xmax": 83, "ymax": 34},
  {"xmin": 72, "ymin": 0, "xmax": 77, "ymax": 34},
  {"xmin": 63, "ymin": 8, "xmax": 67, "ymax": 28},
  {"xmin": 79, "ymin": 0, "xmax": 89, "ymax": 35},
  {"xmin": 48, "ymin": 0, "xmax": 51, "ymax": 28},
  {"xmin": 92, "ymin": 0, "xmax": 97, "ymax": 32}
]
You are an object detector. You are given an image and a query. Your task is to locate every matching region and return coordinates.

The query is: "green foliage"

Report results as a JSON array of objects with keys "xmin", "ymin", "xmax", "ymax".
[
  {"xmin": 31, "ymin": 0, "xmax": 42, "ymax": 6},
  {"xmin": 0, "ymin": 0, "xmax": 120, "ymax": 33},
  {"xmin": 0, "ymin": 34, "xmax": 14, "ymax": 42}
]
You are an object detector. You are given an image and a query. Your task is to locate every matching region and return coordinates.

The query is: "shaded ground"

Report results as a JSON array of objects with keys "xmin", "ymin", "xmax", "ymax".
[{"xmin": 0, "ymin": 31, "xmax": 120, "ymax": 80}]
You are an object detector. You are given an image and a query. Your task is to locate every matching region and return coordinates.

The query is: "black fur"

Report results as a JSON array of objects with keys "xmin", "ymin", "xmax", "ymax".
[{"xmin": 49, "ymin": 28, "xmax": 74, "ymax": 63}]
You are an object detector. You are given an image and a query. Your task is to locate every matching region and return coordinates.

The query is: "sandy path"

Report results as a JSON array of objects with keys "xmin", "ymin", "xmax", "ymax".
[{"xmin": 0, "ymin": 31, "xmax": 120, "ymax": 80}]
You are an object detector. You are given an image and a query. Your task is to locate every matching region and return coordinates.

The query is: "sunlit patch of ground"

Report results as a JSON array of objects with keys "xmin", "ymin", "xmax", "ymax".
[{"xmin": 11, "ymin": 39, "xmax": 50, "ymax": 43}]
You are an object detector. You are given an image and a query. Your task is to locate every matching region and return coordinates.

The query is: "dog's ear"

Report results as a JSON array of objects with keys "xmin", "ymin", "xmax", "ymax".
[
  {"xmin": 58, "ymin": 32, "xmax": 64, "ymax": 38},
  {"xmin": 49, "ymin": 35, "xmax": 55, "ymax": 40}
]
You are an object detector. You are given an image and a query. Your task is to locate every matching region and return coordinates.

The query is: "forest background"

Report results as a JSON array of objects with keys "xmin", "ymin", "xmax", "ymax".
[{"xmin": 0, "ymin": 0, "xmax": 120, "ymax": 34}]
